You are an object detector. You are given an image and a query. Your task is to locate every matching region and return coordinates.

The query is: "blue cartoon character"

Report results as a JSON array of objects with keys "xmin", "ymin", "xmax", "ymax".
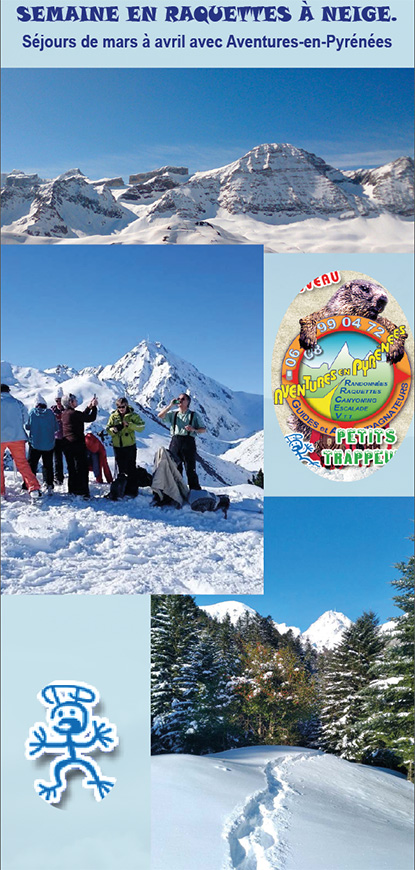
[{"xmin": 25, "ymin": 681, "xmax": 118, "ymax": 804}]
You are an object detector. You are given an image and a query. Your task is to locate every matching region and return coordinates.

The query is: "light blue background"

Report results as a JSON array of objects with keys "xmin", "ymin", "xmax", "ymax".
[
  {"xmin": 264, "ymin": 253, "xmax": 414, "ymax": 497},
  {"xmin": 1, "ymin": 595, "xmax": 150, "ymax": 870},
  {"xmin": 1, "ymin": 0, "xmax": 413, "ymax": 67}
]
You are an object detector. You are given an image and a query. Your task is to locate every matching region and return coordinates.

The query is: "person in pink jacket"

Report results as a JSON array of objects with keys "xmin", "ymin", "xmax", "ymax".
[{"xmin": 1, "ymin": 384, "xmax": 41, "ymax": 500}]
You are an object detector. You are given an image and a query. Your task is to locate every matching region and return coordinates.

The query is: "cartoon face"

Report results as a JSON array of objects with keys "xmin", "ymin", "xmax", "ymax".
[{"xmin": 49, "ymin": 702, "xmax": 89, "ymax": 735}]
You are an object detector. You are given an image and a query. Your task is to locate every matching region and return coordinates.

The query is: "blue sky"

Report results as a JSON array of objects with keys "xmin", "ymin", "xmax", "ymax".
[
  {"xmin": 197, "ymin": 497, "xmax": 414, "ymax": 629},
  {"xmin": 1, "ymin": 245, "xmax": 263, "ymax": 393},
  {"xmin": 2, "ymin": 69, "xmax": 413, "ymax": 178}
]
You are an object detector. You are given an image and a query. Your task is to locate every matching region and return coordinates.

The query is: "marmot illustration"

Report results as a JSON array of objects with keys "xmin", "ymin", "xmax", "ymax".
[
  {"xmin": 288, "ymin": 280, "xmax": 408, "ymax": 459},
  {"xmin": 299, "ymin": 279, "xmax": 407, "ymax": 364}
]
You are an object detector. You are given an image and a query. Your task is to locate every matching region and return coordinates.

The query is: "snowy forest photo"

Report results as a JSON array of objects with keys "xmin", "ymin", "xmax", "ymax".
[{"xmin": 151, "ymin": 538, "xmax": 414, "ymax": 869}]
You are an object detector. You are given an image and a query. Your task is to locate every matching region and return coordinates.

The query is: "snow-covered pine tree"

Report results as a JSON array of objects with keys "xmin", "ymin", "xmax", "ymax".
[
  {"xmin": 181, "ymin": 631, "xmax": 237, "ymax": 754},
  {"xmin": 319, "ymin": 646, "xmax": 347, "ymax": 754},
  {"xmin": 387, "ymin": 548, "xmax": 415, "ymax": 779},
  {"xmin": 151, "ymin": 595, "xmax": 201, "ymax": 753},
  {"xmin": 319, "ymin": 612, "xmax": 385, "ymax": 760},
  {"xmin": 353, "ymin": 549, "xmax": 414, "ymax": 778}
]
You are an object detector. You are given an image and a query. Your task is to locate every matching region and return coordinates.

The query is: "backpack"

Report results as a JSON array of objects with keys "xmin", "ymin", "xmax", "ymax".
[
  {"xmin": 188, "ymin": 489, "xmax": 230, "ymax": 519},
  {"xmin": 107, "ymin": 473, "xmax": 128, "ymax": 501},
  {"xmin": 125, "ymin": 465, "xmax": 153, "ymax": 497}
]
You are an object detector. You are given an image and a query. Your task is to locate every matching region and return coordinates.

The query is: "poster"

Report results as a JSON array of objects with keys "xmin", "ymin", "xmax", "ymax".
[{"xmin": 1, "ymin": 2, "xmax": 414, "ymax": 868}]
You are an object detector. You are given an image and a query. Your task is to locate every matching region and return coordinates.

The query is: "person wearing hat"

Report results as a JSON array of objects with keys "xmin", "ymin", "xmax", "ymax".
[
  {"xmin": 61, "ymin": 393, "xmax": 98, "ymax": 497},
  {"xmin": 0, "ymin": 384, "xmax": 41, "ymax": 501},
  {"xmin": 25, "ymin": 394, "xmax": 58, "ymax": 494},
  {"xmin": 50, "ymin": 388, "xmax": 65, "ymax": 485}
]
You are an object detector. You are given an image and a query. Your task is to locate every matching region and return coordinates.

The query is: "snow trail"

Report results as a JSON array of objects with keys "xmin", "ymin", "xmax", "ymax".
[
  {"xmin": 225, "ymin": 754, "xmax": 310, "ymax": 870},
  {"xmin": 151, "ymin": 747, "xmax": 414, "ymax": 870}
]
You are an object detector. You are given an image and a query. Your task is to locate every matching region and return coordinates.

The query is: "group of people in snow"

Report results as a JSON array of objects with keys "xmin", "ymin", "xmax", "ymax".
[{"xmin": 0, "ymin": 384, "xmax": 205, "ymax": 502}]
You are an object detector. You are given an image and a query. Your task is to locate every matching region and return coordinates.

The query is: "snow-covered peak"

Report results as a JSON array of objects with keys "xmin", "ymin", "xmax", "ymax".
[
  {"xmin": 2, "ymin": 146, "xmax": 413, "ymax": 245},
  {"xmin": 345, "ymin": 156, "xmax": 414, "ymax": 216},
  {"xmin": 273, "ymin": 621, "xmax": 301, "ymax": 638},
  {"xmin": 200, "ymin": 600, "xmax": 258, "ymax": 625},
  {"xmin": 302, "ymin": 610, "xmax": 352, "ymax": 652},
  {"xmin": 380, "ymin": 620, "xmax": 396, "ymax": 635},
  {"xmin": 148, "ymin": 142, "xmax": 378, "ymax": 223},
  {"xmin": 44, "ymin": 363, "xmax": 79, "ymax": 381},
  {"xmin": 57, "ymin": 168, "xmax": 86, "ymax": 180},
  {"xmin": 99, "ymin": 339, "xmax": 262, "ymax": 443}
]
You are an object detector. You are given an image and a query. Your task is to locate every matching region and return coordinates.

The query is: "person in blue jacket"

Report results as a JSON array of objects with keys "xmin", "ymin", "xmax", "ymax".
[
  {"xmin": 1, "ymin": 384, "xmax": 41, "ymax": 500},
  {"xmin": 25, "ymin": 393, "xmax": 58, "ymax": 493}
]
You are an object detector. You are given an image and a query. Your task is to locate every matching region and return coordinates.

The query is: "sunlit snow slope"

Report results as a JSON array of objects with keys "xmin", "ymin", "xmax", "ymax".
[{"xmin": 152, "ymin": 746, "xmax": 414, "ymax": 870}]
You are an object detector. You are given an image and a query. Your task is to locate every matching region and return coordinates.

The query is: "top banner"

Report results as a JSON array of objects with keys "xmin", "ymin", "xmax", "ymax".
[{"xmin": 1, "ymin": 0, "xmax": 414, "ymax": 66}]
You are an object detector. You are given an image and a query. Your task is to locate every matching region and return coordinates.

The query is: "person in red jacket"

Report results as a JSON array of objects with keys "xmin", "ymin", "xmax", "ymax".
[{"xmin": 85, "ymin": 432, "xmax": 113, "ymax": 484}]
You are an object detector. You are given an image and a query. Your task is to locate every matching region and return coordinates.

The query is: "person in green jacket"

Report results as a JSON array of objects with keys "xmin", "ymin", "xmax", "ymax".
[{"xmin": 106, "ymin": 397, "xmax": 145, "ymax": 491}]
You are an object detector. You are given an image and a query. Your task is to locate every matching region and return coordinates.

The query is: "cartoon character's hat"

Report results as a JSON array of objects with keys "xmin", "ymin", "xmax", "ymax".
[{"xmin": 39, "ymin": 681, "xmax": 98, "ymax": 707}]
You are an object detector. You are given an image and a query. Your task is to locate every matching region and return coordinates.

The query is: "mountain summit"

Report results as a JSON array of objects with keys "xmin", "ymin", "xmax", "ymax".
[
  {"xmin": 1, "ymin": 144, "xmax": 413, "ymax": 249},
  {"xmin": 97, "ymin": 339, "xmax": 262, "ymax": 443}
]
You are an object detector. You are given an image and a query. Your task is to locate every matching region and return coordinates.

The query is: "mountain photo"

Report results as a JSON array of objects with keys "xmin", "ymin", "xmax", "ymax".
[
  {"xmin": 2, "ymin": 68, "xmax": 413, "ymax": 250},
  {"xmin": 2, "ymin": 146, "xmax": 413, "ymax": 249},
  {"xmin": 151, "ymin": 501, "xmax": 414, "ymax": 869},
  {"xmin": 1, "ymin": 245, "xmax": 264, "ymax": 595}
]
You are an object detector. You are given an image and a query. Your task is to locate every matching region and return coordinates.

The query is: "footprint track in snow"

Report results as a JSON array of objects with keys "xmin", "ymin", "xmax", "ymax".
[{"xmin": 225, "ymin": 755, "xmax": 311, "ymax": 870}]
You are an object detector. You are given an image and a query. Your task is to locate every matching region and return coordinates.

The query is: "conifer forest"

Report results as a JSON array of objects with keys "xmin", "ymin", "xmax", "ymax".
[{"xmin": 151, "ymin": 549, "xmax": 414, "ymax": 780}]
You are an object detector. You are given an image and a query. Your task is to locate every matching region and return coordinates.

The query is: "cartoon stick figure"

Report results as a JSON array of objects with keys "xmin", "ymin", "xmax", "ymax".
[{"xmin": 25, "ymin": 681, "xmax": 118, "ymax": 803}]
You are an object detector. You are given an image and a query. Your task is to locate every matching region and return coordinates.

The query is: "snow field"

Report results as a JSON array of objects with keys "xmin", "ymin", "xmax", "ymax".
[
  {"xmin": 1, "ymin": 475, "xmax": 263, "ymax": 594},
  {"xmin": 151, "ymin": 746, "xmax": 414, "ymax": 870},
  {"xmin": 4, "ymin": 213, "xmax": 413, "ymax": 252}
]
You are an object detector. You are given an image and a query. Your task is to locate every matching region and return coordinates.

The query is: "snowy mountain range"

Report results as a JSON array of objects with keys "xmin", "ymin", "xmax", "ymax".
[
  {"xmin": 1, "ymin": 340, "xmax": 263, "ymax": 487},
  {"xmin": 2, "ymin": 144, "xmax": 413, "ymax": 250},
  {"xmin": 200, "ymin": 600, "xmax": 357, "ymax": 651}
]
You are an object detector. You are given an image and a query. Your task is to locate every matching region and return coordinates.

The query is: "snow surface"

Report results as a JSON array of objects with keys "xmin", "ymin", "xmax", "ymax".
[
  {"xmin": 1, "ymin": 476, "xmax": 262, "ymax": 595},
  {"xmin": 151, "ymin": 746, "xmax": 414, "ymax": 870}
]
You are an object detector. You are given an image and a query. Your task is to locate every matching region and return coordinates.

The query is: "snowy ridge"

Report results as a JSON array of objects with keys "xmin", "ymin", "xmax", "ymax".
[
  {"xmin": 2, "ymin": 145, "xmax": 413, "ymax": 250},
  {"xmin": 1, "ymin": 339, "xmax": 263, "ymax": 478},
  {"xmin": 200, "ymin": 600, "xmax": 258, "ymax": 625},
  {"xmin": 220, "ymin": 432, "xmax": 263, "ymax": 472},
  {"xmin": 345, "ymin": 157, "xmax": 414, "ymax": 216},
  {"xmin": 199, "ymin": 601, "xmax": 368, "ymax": 650},
  {"xmin": 97, "ymin": 339, "xmax": 263, "ymax": 446}
]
